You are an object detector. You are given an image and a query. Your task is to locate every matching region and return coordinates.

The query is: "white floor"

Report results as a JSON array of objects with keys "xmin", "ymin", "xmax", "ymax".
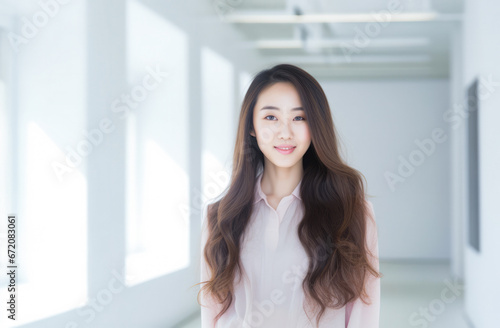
[{"xmin": 176, "ymin": 261, "xmax": 473, "ymax": 328}]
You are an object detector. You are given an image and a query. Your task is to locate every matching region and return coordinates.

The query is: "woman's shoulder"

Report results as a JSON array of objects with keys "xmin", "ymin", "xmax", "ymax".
[{"xmin": 363, "ymin": 199, "xmax": 376, "ymax": 222}]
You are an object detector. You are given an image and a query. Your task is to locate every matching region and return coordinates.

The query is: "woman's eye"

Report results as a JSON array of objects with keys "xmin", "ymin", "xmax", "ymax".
[{"xmin": 264, "ymin": 115, "xmax": 306, "ymax": 121}]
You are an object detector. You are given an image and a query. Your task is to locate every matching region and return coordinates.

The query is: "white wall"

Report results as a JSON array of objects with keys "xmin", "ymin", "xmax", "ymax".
[
  {"xmin": 319, "ymin": 79, "xmax": 451, "ymax": 261},
  {"xmin": 1, "ymin": 0, "xmax": 263, "ymax": 327},
  {"xmin": 4, "ymin": 1, "xmax": 89, "ymax": 325},
  {"xmin": 461, "ymin": 0, "xmax": 500, "ymax": 327}
]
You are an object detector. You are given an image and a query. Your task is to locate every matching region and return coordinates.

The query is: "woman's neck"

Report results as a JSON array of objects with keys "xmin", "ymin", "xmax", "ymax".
[{"xmin": 260, "ymin": 164, "xmax": 303, "ymax": 199}]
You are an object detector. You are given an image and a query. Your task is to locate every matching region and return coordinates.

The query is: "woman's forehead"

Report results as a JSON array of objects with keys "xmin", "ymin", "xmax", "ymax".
[{"xmin": 256, "ymin": 83, "xmax": 302, "ymax": 106}]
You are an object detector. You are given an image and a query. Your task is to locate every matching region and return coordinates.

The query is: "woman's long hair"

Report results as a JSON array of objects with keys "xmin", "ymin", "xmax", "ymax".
[{"xmin": 195, "ymin": 63, "xmax": 382, "ymax": 326}]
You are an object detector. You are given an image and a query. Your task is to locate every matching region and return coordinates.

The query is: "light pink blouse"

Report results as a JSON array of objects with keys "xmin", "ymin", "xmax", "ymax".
[{"xmin": 200, "ymin": 171, "xmax": 380, "ymax": 327}]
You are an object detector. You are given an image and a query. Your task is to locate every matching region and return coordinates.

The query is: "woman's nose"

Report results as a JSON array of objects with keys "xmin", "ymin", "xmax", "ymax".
[{"xmin": 277, "ymin": 121, "xmax": 292, "ymax": 137}]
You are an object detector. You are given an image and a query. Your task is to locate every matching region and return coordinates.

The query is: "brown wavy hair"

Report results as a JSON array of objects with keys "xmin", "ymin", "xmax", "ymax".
[{"xmin": 193, "ymin": 63, "xmax": 382, "ymax": 327}]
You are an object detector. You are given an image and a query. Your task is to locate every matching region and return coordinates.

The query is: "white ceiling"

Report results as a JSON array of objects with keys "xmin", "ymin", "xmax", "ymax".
[
  {"xmin": 216, "ymin": 0, "xmax": 463, "ymax": 79},
  {"xmin": 1, "ymin": 0, "xmax": 464, "ymax": 79}
]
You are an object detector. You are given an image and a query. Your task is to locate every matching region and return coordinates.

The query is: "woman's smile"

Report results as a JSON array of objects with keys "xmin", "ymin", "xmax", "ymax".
[{"xmin": 274, "ymin": 145, "xmax": 296, "ymax": 154}]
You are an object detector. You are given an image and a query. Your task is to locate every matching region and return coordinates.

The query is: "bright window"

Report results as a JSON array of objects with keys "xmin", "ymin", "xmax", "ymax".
[
  {"xmin": 201, "ymin": 47, "xmax": 234, "ymax": 208},
  {"xmin": 125, "ymin": 0, "xmax": 190, "ymax": 286}
]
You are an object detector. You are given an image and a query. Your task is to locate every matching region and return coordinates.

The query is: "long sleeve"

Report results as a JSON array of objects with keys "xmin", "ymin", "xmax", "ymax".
[
  {"xmin": 345, "ymin": 200, "xmax": 381, "ymax": 328},
  {"xmin": 200, "ymin": 205, "xmax": 223, "ymax": 328}
]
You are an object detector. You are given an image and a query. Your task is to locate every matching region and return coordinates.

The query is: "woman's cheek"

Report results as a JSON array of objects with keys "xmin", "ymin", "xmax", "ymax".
[
  {"xmin": 297, "ymin": 126, "xmax": 311, "ymax": 141},
  {"xmin": 259, "ymin": 126, "xmax": 276, "ymax": 143}
]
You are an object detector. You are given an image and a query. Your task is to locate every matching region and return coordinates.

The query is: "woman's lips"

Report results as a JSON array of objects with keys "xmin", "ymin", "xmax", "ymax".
[{"xmin": 274, "ymin": 146, "xmax": 296, "ymax": 154}]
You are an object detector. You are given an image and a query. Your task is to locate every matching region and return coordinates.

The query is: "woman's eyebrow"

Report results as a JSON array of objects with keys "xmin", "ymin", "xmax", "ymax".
[{"xmin": 260, "ymin": 106, "xmax": 304, "ymax": 111}]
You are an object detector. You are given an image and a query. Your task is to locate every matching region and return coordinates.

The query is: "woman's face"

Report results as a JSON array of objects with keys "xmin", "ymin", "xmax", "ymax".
[{"xmin": 250, "ymin": 82, "xmax": 312, "ymax": 170}]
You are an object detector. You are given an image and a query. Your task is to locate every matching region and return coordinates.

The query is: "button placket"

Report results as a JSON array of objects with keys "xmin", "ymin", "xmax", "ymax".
[
  {"xmin": 276, "ymin": 196, "xmax": 294, "ymax": 222},
  {"xmin": 271, "ymin": 210, "xmax": 280, "ymax": 251},
  {"xmin": 264, "ymin": 206, "xmax": 279, "ymax": 252},
  {"xmin": 267, "ymin": 196, "xmax": 294, "ymax": 252}
]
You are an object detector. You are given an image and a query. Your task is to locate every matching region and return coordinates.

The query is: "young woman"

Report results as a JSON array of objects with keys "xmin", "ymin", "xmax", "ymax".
[{"xmin": 197, "ymin": 64, "xmax": 382, "ymax": 327}]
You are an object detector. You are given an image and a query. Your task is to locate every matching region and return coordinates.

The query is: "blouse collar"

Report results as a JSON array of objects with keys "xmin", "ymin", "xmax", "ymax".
[{"xmin": 253, "ymin": 171, "xmax": 303, "ymax": 204}]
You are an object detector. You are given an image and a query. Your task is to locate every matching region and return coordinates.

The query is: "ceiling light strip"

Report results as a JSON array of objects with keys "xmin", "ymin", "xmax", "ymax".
[{"xmin": 225, "ymin": 13, "xmax": 462, "ymax": 23}]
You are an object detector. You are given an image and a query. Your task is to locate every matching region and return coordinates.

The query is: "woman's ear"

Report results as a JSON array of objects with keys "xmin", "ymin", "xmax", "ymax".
[{"xmin": 250, "ymin": 129, "xmax": 255, "ymax": 137}]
